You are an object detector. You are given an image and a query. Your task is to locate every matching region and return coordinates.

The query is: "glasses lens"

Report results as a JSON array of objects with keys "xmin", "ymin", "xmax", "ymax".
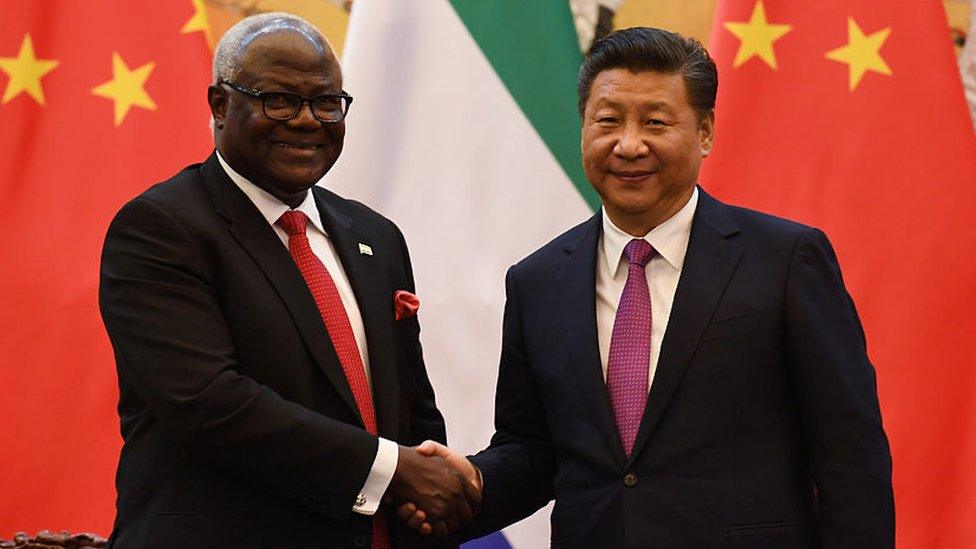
[
  {"xmin": 263, "ymin": 92, "xmax": 301, "ymax": 120},
  {"xmin": 312, "ymin": 96, "xmax": 346, "ymax": 122}
]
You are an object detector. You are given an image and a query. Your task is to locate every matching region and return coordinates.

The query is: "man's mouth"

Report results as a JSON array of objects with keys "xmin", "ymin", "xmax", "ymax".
[
  {"xmin": 274, "ymin": 142, "xmax": 321, "ymax": 151},
  {"xmin": 612, "ymin": 170, "xmax": 655, "ymax": 181}
]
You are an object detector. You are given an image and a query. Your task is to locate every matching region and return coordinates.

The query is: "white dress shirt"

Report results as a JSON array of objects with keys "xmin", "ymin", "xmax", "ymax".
[
  {"xmin": 217, "ymin": 152, "xmax": 396, "ymax": 515},
  {"xmin": 596, "ymin": 187, "xmax": 699, "ymax": 387}
]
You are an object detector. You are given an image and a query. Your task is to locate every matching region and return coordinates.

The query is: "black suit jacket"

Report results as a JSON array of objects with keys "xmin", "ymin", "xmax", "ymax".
[
  {"xmin": 466, "ymin": 189, "xmax": 894, "ymax": 548},
  {"xmin": 99, "ymin": 152, "xmax": 447, "ymax": 548}
]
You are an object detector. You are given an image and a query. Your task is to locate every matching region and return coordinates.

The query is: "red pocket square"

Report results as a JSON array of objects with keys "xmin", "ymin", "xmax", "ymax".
[{"xmin": 394, "ymin": 290, "xmax": 420, "ymax": 320}]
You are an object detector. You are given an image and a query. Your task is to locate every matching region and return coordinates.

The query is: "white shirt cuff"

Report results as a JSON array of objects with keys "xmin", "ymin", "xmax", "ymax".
[{"xmin": 352, "ymin": 437, "xmax": 398, "ymax": 515}]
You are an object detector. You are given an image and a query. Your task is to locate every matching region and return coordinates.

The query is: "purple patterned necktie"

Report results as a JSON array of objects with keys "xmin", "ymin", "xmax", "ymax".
[{"xmin": 607, "ymin": 238, "xmax": 656, "ymax": 457}]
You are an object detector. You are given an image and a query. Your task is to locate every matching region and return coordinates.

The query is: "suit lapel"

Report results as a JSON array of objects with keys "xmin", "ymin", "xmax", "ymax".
[
  {"xmin": 627, "ymin": 190, "xmax": 743, "ymax": 467},
  {"xmin": 557, "ymin": 214, "xmax": 627, "ymax": 468},
  {"xmin": 314, "ymin": 187, "xmax": 400, "ymax": 439},
  {"xmin": 199, "ymin": 154, "xmax": 363, "ymax": 425}
]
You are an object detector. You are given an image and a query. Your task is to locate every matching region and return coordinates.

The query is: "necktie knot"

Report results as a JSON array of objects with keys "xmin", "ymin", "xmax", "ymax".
[
  {"xmin": 624, "ymin": 238, "xmax": 656, "ymax": 268},
  {"xmin": 277, "ymin": 210, "xmax": 309, "ymax": 237}
]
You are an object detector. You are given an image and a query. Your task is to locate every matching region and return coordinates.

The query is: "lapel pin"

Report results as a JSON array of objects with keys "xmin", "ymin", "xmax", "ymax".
[{"xmin": 358, "ymin": 243, "xmax": 373, "ymax": 256}]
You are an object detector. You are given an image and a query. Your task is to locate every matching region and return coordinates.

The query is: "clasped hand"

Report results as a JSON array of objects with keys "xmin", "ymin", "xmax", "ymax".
[{"xmin": 386, "ymin": 441, "xmax": 482, "ymax": 538}]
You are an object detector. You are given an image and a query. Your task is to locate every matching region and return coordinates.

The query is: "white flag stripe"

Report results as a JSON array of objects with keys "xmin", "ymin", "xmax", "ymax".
[{"xmin": 328, "ymin": 2, "xmax": 590, "ymax": 546}]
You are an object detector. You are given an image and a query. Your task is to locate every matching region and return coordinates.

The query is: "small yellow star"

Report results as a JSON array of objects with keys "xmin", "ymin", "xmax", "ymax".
[
  {"xmin": 723, "ymin": 1, "xmax": 793, "ymax": 69},
  {"xmin": 91, "ymin": 52, "xmax": 157, "ymax": 127},
  {"xmin": 825, "ymin": 17, "xmax": 892, "ymax": 91},
  {"xmin": 0, "ymin": 34, "xmax": 59, "ymax": 105},
  {"xmin": 182, "ymin": 0, "xmax": 214, "ymax": 49}
]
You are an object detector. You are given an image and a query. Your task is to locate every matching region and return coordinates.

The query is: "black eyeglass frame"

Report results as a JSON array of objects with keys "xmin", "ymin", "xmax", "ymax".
[{"xmin": 218, "ymin": 79, "xmax": 353, "ymax": 123}]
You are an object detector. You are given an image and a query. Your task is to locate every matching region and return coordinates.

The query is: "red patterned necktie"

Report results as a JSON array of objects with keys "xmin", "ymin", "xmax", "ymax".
[
  {"xmin": 606, "ymin": 238, "xmax": 656, "ymax": 457},
  {"xmin": 276, "ymin": 210, "xmax": 389, "ymax": 549}
]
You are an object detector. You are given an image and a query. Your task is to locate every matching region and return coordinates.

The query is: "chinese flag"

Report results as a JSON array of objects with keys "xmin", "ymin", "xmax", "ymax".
[
  {"xmin": 0, "ymin": 1, "xmax": 213, "ymax": 536},
  {"xmin": 704, "ymin": 1, "xmax": 976, "ymax": 547}
]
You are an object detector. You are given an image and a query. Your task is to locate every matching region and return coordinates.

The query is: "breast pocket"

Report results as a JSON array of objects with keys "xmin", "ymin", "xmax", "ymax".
[{"xmin": 700, "ymin": 310, "xmax": 760, "ymax": 343}]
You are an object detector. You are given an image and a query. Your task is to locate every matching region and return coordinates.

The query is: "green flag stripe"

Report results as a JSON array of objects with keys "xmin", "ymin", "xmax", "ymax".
[{"xmin": 449, "ymin": 1, "xmax": 600, "ymax": 211}]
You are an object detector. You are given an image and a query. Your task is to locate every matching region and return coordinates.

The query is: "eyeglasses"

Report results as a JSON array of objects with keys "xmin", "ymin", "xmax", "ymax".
[{"xmin": 218, "ymin": 80, "xmax": 353, "ymax": 123}]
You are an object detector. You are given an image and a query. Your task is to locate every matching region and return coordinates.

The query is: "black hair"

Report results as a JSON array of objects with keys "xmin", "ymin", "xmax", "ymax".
[{"xmin": 577, "ymin": 27, "xmax": 717, "ymax": 118}]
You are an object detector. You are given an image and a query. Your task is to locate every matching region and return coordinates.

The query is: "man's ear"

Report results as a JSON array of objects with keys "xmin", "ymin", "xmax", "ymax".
[
  {"xmin": 699, "ymin": 110, "xmax": 715, "ymax": 157},
  {"xmin": 207, "ymin": 85, "xmax": 227, "ymax": 129}
]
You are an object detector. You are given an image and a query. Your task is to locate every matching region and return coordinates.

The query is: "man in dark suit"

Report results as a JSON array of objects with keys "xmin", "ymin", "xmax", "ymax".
[
  {"xmin": 404, "ymin": 27, "xmax": 894, "ymax": 548},
  {"xmin": 99, "ymin": 13, "xmax": 477, "ymax": 549}
]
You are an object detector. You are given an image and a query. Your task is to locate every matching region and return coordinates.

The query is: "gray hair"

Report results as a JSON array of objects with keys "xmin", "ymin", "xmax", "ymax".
[{"xmin": 212, "ymin": 12, "xmax": 331, "ymax": 84}]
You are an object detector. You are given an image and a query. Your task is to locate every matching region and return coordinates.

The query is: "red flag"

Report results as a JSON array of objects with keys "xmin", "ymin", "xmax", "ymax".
[
  {"xmin": 704, "ymin": 1, "xmax": 976, "ymax": 547},
  {"xmin": 0, "ymin": 1, "xmax": 213, "ymax": 535}
]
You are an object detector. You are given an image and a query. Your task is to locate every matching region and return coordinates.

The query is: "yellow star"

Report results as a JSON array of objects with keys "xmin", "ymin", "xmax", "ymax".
[
  {"xmin": 723, "ymin": 1, "xmax": 793, "ymax": 69},
  {"xmin": 0, "ymin": 34, "xmax": 59, "ymax": 105},
  {"xmin": 182, "ymin": 0, "xmax": 214, "ymax": 49},
  {"xmin": 825, "ymin": 17, "xmax": 892, "ymax": 91},
  {"xmin": 91, "ymin": 52, "xmax": 157, "ymax": 127}
]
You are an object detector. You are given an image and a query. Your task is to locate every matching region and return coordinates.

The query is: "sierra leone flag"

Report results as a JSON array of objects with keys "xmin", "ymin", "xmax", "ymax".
[{"xmin": 326, "ymin": 1, "xmax": 596, "ymax": 547}]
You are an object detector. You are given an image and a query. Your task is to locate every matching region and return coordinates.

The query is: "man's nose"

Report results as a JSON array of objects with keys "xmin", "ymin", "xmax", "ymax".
[
  {"xmin": 289, "ymin": 100, "xmax": 321, "ymax": 128},
  {"xmin": 613, "ymin": 125, "xmax": 650, "ymax": 159}
]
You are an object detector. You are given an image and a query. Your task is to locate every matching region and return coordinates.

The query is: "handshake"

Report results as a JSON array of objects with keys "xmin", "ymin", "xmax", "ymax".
[{"xmin": 386, "ymin": 441, "xmax": 482, "ymax": 539}]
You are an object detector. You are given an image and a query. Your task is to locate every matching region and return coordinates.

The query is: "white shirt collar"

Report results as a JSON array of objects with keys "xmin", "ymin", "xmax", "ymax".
[
  {"xmin": 216, "ymin": 150, "xmax": 327, "ymax": 236},
  {"xmin": 601, "ymin": 186, "xmax": 699, "ymax": 275}
]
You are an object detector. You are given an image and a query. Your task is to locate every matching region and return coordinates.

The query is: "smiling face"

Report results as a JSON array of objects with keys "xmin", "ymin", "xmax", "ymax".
[
  {"xmin": 581, "ymin": 68, "xmax": 714, "ymax": 236},
  {"xmin": 209, "ymin": 30, "xmax": 344, "ymax": 206}
]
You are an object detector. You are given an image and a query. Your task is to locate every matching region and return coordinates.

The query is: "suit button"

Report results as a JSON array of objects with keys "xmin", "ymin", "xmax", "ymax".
[
  {"xmin": 353, "ymin": 534, "xmax": 369, "ymax": 547},
  {"xmin": 623, "ymin": 473, "xmax": 638, "ymax": 487}
]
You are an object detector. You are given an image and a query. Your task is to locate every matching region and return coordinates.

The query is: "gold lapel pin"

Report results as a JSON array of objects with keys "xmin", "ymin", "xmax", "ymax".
[{"xmin": 358, "ymin": 243, "xmax": 373, "ymax": 256}]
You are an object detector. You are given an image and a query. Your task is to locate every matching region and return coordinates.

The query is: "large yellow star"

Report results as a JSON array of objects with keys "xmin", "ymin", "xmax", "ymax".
[
  {"xmin": 825, "ymin": 18, "xmax": 892, "ymax": 91},
  {"xmin": 723, "ymin": 1, "xmax": 793, "ymax": 69},
  {"xmin": 182, "ymin": 0, "xmax": 214, "ymax": 49},
  {"xmin": 91, "ymin": 52, "xmax": 157, "ymax": 127},
  {"xmin": 0, "ymin": 34, "xmax": 59, "ymax": 105}
]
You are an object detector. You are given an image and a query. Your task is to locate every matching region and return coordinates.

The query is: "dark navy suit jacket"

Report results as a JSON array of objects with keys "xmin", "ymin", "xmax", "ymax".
[{"xmin": 466, "ymin": 189, "xmax": 894, "ymax": 548}]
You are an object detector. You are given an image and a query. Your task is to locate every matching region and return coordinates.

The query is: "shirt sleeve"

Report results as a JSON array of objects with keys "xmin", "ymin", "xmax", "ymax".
[{"xmin": 352, "ymin": 437, "xmax": 399, "ymax": 515}]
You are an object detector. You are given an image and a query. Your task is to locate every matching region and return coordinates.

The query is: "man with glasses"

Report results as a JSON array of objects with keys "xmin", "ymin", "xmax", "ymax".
[{"xmin": 99, "ymin": 13, "xmax": 477, "ymax": 549}]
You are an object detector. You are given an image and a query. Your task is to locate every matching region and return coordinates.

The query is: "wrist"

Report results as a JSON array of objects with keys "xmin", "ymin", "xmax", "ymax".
[
  {"xmin": 391, "ymin": 445, "xmax": 410, "ymax": 488},
  {"xmin": 469, "ymin": 461, "xmax": 484, "ymax": 492}
]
